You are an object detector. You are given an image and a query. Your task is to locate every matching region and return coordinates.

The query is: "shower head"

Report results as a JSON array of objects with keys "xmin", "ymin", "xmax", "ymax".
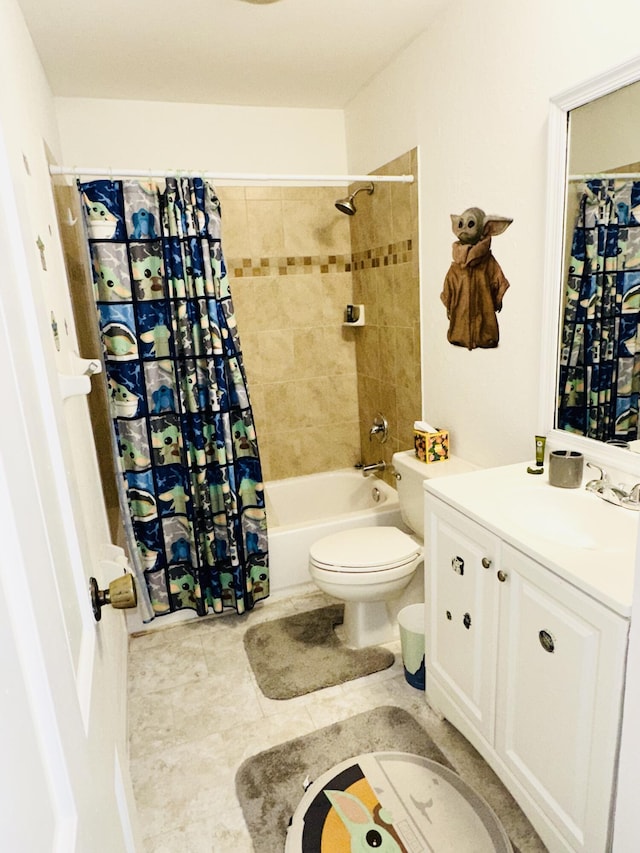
[{"xmin": 335, "ymin": 182, "xmax": 374, "ymax": 215}]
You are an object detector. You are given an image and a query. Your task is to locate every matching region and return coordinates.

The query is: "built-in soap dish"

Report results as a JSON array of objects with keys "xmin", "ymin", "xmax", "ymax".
[{"xmin": 343, "ymin": 304, "xmax": 365, "ymax": 327}]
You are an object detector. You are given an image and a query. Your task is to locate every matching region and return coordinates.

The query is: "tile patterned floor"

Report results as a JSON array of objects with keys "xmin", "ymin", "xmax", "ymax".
[{"xmin": 128, "ymin": 588, "xmax": 547, "ymax": 853}]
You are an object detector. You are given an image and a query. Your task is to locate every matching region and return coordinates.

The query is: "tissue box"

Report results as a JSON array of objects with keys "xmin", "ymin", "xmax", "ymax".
[{"xmin": 414, "ymin": 428, "xmax": 449, "ymax": 463}]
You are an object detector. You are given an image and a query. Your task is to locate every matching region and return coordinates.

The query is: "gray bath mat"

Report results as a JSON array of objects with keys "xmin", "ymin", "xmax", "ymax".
[
  {"xmin": 235, "ymin": 706, "xmax": 528, "ymax": 853},
  {"xmin": 236, "ymin": 706, "xmax": 451, "ymax": 852},
  {"xmin": 243, "ymin": 604, "xmax": 394, "ymax": 699}
]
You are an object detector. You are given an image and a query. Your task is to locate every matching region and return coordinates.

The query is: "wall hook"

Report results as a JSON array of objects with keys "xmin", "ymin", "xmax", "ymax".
[{"xmin": 66, "ymin": 208, "xmax": 77, "ymax": 226}]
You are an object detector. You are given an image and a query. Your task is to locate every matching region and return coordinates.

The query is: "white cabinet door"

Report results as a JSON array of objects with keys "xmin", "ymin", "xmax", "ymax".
[
  {"xmin": 425, "ymin": 496, "xmax": 500, "ymax": 744},
  {"xmin": 496, "ymin": 544, "xmax": 628, "ymax": 853}
]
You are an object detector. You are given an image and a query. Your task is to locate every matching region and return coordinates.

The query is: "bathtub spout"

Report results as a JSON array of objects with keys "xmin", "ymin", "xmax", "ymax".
[{"xmin": 360, "ymin": 460, "xmax": 386, "ymax": 476}]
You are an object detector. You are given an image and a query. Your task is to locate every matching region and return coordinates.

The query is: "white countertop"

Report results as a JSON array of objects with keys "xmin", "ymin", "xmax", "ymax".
[{"xmin": 424, "ymin": 462, "xmax": 639, "ymax": 618}]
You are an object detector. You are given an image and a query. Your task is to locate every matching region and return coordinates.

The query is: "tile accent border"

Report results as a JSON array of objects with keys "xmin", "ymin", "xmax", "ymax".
[
  {"xmin": 228, "ymin": 238, "xmax": 413, "ymax": 278},
  {"xmin": 351, "ymin": 239, "xmax": 413, "ymax": 271}
]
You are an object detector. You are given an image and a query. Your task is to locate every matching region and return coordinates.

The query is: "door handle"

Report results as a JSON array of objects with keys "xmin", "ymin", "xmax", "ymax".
[{"xmin": 90, "ymin": 573, "xmax": 137, "ymax": 621}]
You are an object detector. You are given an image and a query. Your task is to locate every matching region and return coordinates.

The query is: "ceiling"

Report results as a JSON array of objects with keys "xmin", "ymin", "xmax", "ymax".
[{"xmin": 16, "ymin": 0, "xmax": 447, "ymax": 109}]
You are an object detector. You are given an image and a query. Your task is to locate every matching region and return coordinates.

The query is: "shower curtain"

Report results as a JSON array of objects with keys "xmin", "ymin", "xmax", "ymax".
[
  {"xmin": 558, "ymin": 178, "xmax": 640, "ymax": 443},
  {"xmin": 80, "ymin": 177, "xmax": 268, "ymax": 620}
]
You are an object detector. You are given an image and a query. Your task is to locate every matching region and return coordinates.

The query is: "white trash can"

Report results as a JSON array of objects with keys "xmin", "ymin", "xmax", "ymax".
[{"xmin": 398, "ymin": 604, "xmax": 425, "ymax": 690}]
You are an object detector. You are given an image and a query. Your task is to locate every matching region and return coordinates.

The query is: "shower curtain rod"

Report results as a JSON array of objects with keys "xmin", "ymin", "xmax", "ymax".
[
  {"xmin": 568, "ymin": 172, "xmax": 640, "ymax": 181},
  {"xmin": 48, "ymin": 165, "xmax": 414, "ymax": 184}
]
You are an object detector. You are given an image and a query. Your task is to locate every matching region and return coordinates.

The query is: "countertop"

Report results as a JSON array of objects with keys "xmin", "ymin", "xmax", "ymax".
[{"xmin": 424, "ymin": 462, "xmax": 639, "ymax": 618}]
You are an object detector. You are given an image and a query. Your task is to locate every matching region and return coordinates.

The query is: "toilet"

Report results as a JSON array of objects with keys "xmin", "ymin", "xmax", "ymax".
[{"xmin": 309, "ymin": 449, "xmax": 475, "ymax": 648}]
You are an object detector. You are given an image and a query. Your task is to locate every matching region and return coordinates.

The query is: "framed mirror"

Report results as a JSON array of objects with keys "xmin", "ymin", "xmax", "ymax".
[{"xmin": 541, "ymin": 55, "xmax": 640, "ymax": 477}]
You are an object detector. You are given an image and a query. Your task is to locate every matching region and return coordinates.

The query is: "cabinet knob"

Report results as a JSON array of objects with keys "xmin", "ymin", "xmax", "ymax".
[
  {"xmin": 539, "ymin": 630, "xmax": 555, "ymax": 653},
  {"xmin": 497, "ymin": 570, "xmax": 508, "ymax": 583},
  {"xmin": 481, "ymin": 557, "xmax": 492, "ymax": 569}
]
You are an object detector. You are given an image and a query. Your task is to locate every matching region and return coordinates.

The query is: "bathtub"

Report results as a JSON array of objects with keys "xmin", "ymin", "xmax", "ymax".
[{"xmin": 265, "ymin": 469, "xmax": 404, "ymax": 593}]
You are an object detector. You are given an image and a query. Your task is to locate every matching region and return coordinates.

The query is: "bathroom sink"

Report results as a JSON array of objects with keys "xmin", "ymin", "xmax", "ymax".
[{"xmin": 504, "ymin": 485, "xmax": 637, "ymax": 552}]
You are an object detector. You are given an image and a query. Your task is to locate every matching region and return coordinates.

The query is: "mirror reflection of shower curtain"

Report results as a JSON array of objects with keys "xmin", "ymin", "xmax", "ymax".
[
  {"xmin": 558, "ymin": 178, "xmax": 640, "ymax": 443},
  {"xmin": 79, "ymin": 176, "xmax": 269, "ymax": 620}
]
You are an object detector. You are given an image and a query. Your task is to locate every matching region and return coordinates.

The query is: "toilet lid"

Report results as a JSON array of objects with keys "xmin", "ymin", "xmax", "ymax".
[{"xmin": 310, "ymin": 527, "xmax": 421, "ymax": 572}]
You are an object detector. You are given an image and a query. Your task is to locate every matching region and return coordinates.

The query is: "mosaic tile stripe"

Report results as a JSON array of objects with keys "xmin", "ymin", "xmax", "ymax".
[
  {"xmin": 351, "ymin": 238, "xmax": 413, "ymax": 271},
  {"xmin": 228, "ymin": 239, "xmax": 413, "ymax": 278}
]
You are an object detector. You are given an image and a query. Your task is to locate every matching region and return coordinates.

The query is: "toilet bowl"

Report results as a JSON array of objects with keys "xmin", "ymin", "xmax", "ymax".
[
  {"xmin": 309, "ymin": 526, "xmax": 422, "ymax": 648},
  {"xmin": 308, "ymin": 450, "xmax": 477, "ymax": 649}
]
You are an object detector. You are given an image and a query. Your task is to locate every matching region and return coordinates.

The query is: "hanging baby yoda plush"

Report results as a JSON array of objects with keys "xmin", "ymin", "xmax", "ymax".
[{"xmin": 440, "ymin": 207, "xmax": 512, "ymax": 350}]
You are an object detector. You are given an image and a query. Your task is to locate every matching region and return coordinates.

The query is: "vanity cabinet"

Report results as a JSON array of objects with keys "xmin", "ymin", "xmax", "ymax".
[{"xmin": 425, "ymin": 495, "xmax": 629, "ymax": 853}]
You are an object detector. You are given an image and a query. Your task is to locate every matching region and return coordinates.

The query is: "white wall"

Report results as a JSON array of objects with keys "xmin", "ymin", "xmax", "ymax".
[
  {"xmin": 343, "ymin": 3, "xmax": 640, "ymax": 847},
  {"xmin": 55, "ymin": 97, "xmax": 348, "ymax": 178},
  {"xmin": 344, "ymin": 0, "xmax": 640, "ymax": 470},
  {"xmin": 51, "ymin": 3, "xmax": 640, "ymax": 471}
]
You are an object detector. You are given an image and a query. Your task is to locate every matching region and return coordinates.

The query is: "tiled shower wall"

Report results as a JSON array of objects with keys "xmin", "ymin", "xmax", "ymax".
[
  {"xmin": 221, "ymin": 186, "xmax": 359, "ymax": 481},
  {"xmin": 350, "ymin": 149, "xmax": 421, "ymax": 486},
  {"xmin": 57, "ymin": 149, "xmax": 420, "ymax": 503},
  {"xmin": 223, "ymin": 148, "xmax": 421, "ymax": 483}
]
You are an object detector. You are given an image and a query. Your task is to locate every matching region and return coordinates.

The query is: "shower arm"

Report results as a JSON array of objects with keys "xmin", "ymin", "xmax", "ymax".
[{"xmin": 351, "ymin": 183, "xmax": 374, "ymax": 200}]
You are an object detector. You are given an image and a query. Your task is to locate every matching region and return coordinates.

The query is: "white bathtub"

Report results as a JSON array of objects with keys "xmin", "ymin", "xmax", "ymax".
[{"xmin": 265, "ymin": 469, "xmax": 404, "ymax": 593}]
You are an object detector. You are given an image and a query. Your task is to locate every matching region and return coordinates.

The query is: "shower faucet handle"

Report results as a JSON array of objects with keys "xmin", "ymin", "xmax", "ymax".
[{"xmin": 369, "ymin": 413, "xmax": 388, "ymax": 443}]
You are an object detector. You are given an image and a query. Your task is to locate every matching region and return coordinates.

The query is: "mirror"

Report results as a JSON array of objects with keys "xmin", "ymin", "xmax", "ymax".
[{"xmin": 541, "ymin": 56, "xmax": 640, "ymax": 476}]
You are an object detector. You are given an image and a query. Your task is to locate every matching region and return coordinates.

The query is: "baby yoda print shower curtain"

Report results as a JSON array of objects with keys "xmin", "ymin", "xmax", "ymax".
[
  {"xmin": 558, "ymin": 178, "xmax": 640, "ymax": 442},
  {"xmin": 80, "ymin": 177, "xmax": 268, "ymax": 619}
]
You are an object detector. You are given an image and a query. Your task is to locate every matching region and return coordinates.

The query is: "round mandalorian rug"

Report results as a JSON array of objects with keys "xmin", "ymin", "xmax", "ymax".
[{"xmin": 285, "ymin": 751, "xmax": 512, "ymax": 852}]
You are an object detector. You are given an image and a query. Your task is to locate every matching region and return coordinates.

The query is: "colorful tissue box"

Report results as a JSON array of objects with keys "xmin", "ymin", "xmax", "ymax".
[{"xmin": 414, "ymin": 429, "xmax": 449, "ymax": 463}]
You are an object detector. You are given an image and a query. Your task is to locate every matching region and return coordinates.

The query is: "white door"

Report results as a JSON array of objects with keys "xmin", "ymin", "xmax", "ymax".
[{"xmin": 0, "ymin": 126, "xmax": 141, "ymax": 851}]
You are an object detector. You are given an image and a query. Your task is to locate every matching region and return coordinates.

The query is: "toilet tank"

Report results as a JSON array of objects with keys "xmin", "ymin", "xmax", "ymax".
[{"xmin": 392, "ymin": 450, "xmax": 478, "ymax": 537}]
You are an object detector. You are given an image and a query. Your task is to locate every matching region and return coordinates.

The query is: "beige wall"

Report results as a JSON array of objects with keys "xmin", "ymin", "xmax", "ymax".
[
  {"xmin": 220, "ymin": 150, "xmax": 420, "ymax": 483},
  {"xmin": 222, "ymin": 185, "xmax": 359, "ymax": 480},
  {"xmin": 569, "ymin": 81, "xmax": 640, "ymax": 174},
  {"xmin": 349, "ymin": 149, "xmax": 421, "ymax": 485}
]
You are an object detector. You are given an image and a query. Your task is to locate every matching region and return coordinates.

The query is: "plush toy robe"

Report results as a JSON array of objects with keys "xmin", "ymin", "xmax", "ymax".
[{"xmin": 440, "ymin": 207, "xmax": 512, "ymax": 350}]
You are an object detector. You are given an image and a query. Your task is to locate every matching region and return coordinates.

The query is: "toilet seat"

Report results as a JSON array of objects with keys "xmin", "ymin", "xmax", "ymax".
[{"xmin": 309, "ymin": 527, "xmax": 421, "ymax": 573}]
